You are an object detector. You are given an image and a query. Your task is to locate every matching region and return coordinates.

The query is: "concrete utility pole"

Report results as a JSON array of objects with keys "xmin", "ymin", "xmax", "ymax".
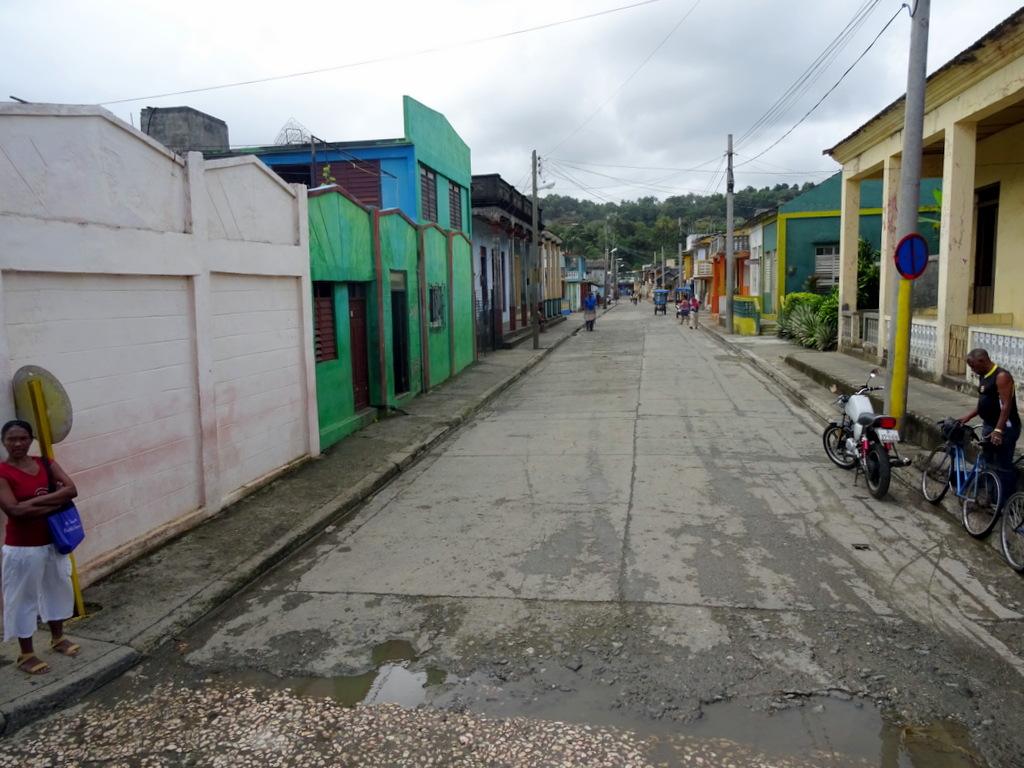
[
  {"xmin": 725, "ymin": 134, "xmax": 735, "ymax": 334},
  {"xmin": 678, "ymin": 217, "xmax": 683, "ymax": 296},
  {"xmin": 885, "ymin": 0, "xmax": 930, "ymax": 419},
  {"xmin": 531, "ymin": 150, "xmax": 540, "ymax": 349}
]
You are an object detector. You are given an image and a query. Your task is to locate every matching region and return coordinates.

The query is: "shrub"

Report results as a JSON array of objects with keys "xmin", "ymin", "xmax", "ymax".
[
  {"xmin": 777, "ymin": 292, "xmax": 824, "ymax": 339},
  {"xmin": 817, "ymin": 287, "xmax": 839, "ymax": 322},
  {"xmin": 788, "ymin": 302, "xmax": 819, "ymax": 347},
  {"xmin": 781, "ymin": 292, "xmax": 823, "ymax": 314},
  {"xmin": 857, "ymin": 237, "xmax": 881, "ymax": 309},
  {"xmin": 813, "ymin": 313, "xmax": 838, "ymax": 351}
]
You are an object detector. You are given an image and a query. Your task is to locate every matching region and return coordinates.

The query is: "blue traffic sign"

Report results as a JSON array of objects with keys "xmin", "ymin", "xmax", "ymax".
[{"xmin": 894, "ymin": 233, "xmax": 929, "ymax": 279}]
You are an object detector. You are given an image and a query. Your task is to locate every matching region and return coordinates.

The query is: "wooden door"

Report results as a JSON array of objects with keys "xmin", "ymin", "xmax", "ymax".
[{"xmin": 348, "ymin": 284, "xmax": 370, "ymax": 410}]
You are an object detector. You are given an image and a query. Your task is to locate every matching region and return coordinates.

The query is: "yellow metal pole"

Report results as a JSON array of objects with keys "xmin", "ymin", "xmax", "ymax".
[
  {"xmin": 27, "ymin": 379, "xmax": 85, "ymax": 618},
  {"xmin": 889, "ymin": 278, "xmax": 913, "ymax": 426}
]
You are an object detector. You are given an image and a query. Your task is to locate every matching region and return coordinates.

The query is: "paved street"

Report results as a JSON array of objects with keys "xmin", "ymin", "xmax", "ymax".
[{"xmin": 4, "ymin": 303, "xmax": 1024, "ymax": 766}]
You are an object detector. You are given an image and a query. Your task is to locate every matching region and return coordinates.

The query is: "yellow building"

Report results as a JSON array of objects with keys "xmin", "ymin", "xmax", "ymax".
[{"xmin": 826, "ymin": 8, "xmax": 1024, "ymax": 382}]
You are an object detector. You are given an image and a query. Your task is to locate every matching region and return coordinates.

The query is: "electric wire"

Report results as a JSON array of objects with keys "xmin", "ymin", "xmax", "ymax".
[
  {"xmin": 735, "ymin": 0, "xmax": 885, "ymax": 151},
  {"xmin": 546, "ymin": 157, "xmax": 730, "ymax": 199},
  {"xmin": 99, "ymin": 0, "xmax": 664, "ymax": 106},
  {"xmin": 547, "ymin": 157, "xmax": 724, "ymax": 173},
  {"xmin": 736, "ymin": 4, "xmax": 904, "ymax": 169}
]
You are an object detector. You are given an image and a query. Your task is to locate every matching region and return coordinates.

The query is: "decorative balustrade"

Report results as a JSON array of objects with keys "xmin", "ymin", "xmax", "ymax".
[
  {"xmin": 970, "ymin": 328, "xmax": 1024, "ymax": 396},
  {"xmin": 863, "ymin": 313, "xmax": 879, "ymax": 349},
  {"xmin": 910, "ymin": 320, "xmax": 937, "ymax": 373}
]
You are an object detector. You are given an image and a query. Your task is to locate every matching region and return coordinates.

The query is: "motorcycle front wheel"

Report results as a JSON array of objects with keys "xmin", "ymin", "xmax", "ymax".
[
  {"xmin": 864, "ymin": 443, "xmax": 891, "ymax": 499},
  {"xmin": 823, "ymin": 424, "xmax": 856, "ymax": 469}
]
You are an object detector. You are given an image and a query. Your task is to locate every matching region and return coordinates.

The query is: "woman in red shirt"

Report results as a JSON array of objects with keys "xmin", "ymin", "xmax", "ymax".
[{"xmin": 0, "ymin": 419, "xmax": 80, "ymax": 675}]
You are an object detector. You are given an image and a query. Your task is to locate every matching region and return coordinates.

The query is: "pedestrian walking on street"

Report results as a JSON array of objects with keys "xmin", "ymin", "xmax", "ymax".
[
  {"xmin": 0, "ymin": 420, "xmax": 82, "ymax": 676},
  {"xmin": 960, "ymin": 349, "xmax": 1020, "ymax": 501},
  {"xmin": 583, "ymin": 293, "xmax": 598, "ymax": 331},
  {"xmin": 689, "ymin": 296, "xmax": 700, "ymax": 329},
  {"xmin": 677, "ymin": 296, "xmax": 690, "ymax": 325}
]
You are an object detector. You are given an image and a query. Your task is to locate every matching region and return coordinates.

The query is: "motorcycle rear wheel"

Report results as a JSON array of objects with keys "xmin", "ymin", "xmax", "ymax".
[
  {"xmin": 864, "ymin": 443, "xmax": 891, "ymax": 499},
  {"xmin": 823, "ymin": 424, "xmax": 856, "ymax": 469}
]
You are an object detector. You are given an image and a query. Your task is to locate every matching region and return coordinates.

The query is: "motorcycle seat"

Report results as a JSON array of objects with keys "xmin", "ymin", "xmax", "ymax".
[{"xmin": 856, "ymin": 413, "xmax": 879, "ymax": 426}]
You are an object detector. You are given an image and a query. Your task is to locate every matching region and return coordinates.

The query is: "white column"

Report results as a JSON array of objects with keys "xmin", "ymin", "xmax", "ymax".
[
  {"xmin": 878, "ymin": 155, "xmax": 901, "ymax": 366},
  {"xmin": 838, "ymin": 174, "xmax": 861, "ymax": 347},
  {"xmin": 935, "ymin": 120, "xmax": 976, "ymax": 378}
]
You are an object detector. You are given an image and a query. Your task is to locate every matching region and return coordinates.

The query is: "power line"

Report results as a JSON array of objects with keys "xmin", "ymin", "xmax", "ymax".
[
  {"xmin": 735, "ymin": 0, "xmax": 884, "ymax": 151},
  {"xmin": 99, "ymin": 0, "xmax": 664, "ymax": 106},
  {"xmin": 547, "ymin": 156, "xmax": 724, "ymax": 173},
  {"xmin": 546, "ymin": 158, "xmax": 734, "ymax": 199},
  {"xmin": 736, "ymin": 4, "xmax": 904, "ymax": 169}
]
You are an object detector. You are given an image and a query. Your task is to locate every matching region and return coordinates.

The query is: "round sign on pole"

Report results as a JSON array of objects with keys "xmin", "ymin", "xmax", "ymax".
[
  {"xmin": 894, "ymin": 233, "xmax": 929, "ymax": 279},
  {"xmin": 12, "ymin": 366, "xmax": 74, "ymax": 443}
]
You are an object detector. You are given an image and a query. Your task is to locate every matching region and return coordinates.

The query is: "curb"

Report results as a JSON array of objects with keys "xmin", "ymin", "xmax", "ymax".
[{"xmin": 0, "ymin": 646, "xmax": 138, "ymax": 737}]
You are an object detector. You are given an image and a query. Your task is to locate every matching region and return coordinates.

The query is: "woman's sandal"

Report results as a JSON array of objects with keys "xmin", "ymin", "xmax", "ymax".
[
  {"xmin": 17, "ymin": 653, "xmax": 51, "ymax": 675},
  {"xmin": 50, "ymin": 637, "xmax": 81, "ymax": 657}
]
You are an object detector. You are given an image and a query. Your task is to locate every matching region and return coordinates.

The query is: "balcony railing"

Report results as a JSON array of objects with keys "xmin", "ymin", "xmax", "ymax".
[{"xmin": 710, "ymin": 234, "xmax": 750, "ymax": 254}]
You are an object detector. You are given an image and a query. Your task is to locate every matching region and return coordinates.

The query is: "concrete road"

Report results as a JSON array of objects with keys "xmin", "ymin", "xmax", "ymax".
[{"xmin": 13, "ymin": 303, "xmax": 1024, "ymax": 766}]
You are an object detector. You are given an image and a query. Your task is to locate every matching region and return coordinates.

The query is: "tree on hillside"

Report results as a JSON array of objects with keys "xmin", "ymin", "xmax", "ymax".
[{"xmin": 543, "ymin": 182, "xmax": 822, "ymax": 267}]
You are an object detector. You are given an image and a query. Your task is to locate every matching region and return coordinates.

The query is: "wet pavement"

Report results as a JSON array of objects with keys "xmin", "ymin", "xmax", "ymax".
[{"xmin": 2, "ymin": 304, "xmax": 1021, "ymax": 767}]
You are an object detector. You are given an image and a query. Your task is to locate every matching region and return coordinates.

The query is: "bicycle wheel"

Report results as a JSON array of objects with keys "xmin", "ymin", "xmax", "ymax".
[
  {"xmin": 1000, "ymin": 492, "xmax": 1024, "ymax": 572},
  {"xmin": 921, "ymin": 445, "xmax": 952, "ymax": 503},
  {"xmin": 823, "ymin": 424, "xmax": 856, "ymax": 469},
  {"xmin": 865, "ymin": 443, "xmax": 891, "ymax": 500},
  {"xmin": 962, "ymin": 469, "xmax": 1002, "ymax": 538}
]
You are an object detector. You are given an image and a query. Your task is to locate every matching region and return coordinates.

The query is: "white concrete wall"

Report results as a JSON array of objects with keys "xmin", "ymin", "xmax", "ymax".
[{"xmin": 0, "ymin": 104, "xmax": 316, "ymax": 586}]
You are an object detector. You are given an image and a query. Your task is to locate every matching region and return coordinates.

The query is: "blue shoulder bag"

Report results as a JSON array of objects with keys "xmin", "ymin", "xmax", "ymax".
[{"xmin": 42, "ymin": 458, "xmax": 84, "ymax": 555}]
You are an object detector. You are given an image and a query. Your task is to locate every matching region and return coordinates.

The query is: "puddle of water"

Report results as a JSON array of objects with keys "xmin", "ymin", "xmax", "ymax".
[
  {"xmin": 224, "ymin": 642, "xmax": 981, "ymax": 767},
  {"xmin": 677, "ymin": 698, "xmax": 978, "ymax": 768},
  {"xmin": 232, "ymin": 639, "xmax": 449, "ymax": 708}
]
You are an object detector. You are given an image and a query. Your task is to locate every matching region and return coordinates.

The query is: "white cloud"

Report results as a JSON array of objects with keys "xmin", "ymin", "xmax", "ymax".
[{"xmin": 2, "ymin": 0, "xmax": 1021, "ymax": 201}]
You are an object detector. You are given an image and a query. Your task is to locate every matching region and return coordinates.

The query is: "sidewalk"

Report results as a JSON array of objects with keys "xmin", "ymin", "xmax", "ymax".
[
  {"xmin": 0, "ymin": 307, "xmax": 986, "ymax": 736},
  {"xmin": 700, "ymin": 324, "xmax": 977, "ymax": 452}
]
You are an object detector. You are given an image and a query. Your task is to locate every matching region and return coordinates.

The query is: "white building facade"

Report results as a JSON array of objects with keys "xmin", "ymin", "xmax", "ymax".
[{"xmin": 0, "ymin": 104, "xmax": 316, "ymax": 587}]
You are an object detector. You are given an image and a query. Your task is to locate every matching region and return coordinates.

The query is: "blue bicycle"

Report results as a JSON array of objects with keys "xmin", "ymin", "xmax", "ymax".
[{"xmin": 921, "ymin": 419, "xmax": 1002, "ymax": 538}]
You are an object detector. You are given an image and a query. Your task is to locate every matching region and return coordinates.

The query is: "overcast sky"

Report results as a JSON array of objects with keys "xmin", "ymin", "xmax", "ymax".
[{"xmin": 3, "ymin": 0, "xmax": 1021, "ymax": 203}]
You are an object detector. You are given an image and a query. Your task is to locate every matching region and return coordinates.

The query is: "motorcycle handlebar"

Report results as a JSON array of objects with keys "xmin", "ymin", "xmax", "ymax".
[{"xmin": 853, "ymin": 385, "xmax": 885, "ymax": 394}]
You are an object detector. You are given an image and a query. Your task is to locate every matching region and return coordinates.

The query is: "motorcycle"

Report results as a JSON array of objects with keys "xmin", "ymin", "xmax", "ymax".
[{"xmin": 822, "ymin": 369, "xmax": 911, "ymax": 499}]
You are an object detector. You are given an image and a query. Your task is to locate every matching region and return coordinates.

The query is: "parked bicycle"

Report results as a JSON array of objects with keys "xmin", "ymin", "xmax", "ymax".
[
  {"xmin": 997, "ymin": 454, "xmax": 1024, "ymax": 571},
  {"xmin": 921, "ymin": 418, "xmax": 1002, "ymax": 538}
]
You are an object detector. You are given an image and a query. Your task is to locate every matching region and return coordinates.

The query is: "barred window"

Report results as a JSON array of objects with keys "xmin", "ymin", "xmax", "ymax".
[
  {"xmin": 449, "ymin": 181, "xmax": 463, "ymax": 230},
  {"xmin": 313, "ymin": 282, "xmax": 337, "ymax": 362},
  {"xmin": 429, "ymin": 284, "xmax": 445, "ymax": 329},
  {"xmin": 421, "ymin": 167, "xmax": 438, "ymax": 222}
]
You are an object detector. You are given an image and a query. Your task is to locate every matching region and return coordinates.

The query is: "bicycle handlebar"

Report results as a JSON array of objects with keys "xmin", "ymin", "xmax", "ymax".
[{"xmin": 937, "ymin": 419, "xmax": 989, "ymax": 444}]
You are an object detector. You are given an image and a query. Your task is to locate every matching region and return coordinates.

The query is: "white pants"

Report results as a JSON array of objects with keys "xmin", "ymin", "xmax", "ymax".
[
  {"xmin": 690, "ymin": 311, "xmax": 699, "ymax": 328},
  {"xmin": 2, "ymin": 544, "xmax": 73, "ymax": 641}
]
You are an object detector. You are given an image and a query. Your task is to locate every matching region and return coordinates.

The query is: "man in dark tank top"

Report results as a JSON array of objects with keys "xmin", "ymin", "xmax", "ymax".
[{"xmin": 961, "ymin": 348, "xmax": 1020, "ymax": 501}]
